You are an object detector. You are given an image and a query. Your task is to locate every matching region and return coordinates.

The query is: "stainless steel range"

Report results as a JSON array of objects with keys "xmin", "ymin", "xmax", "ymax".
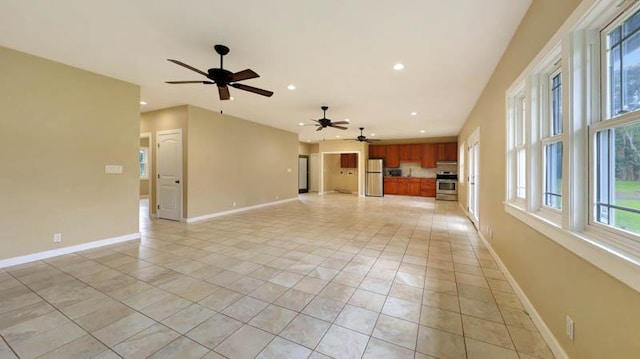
[{"xmin": 436, "ymin": 171, "xmax": 458, "ymax": 201}]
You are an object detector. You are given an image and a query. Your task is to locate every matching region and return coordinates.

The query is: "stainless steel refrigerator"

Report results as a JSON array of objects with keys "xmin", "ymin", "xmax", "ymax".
[{"xmin": 366, "ymin": 159, "xmax": 384, "ymax": 197}]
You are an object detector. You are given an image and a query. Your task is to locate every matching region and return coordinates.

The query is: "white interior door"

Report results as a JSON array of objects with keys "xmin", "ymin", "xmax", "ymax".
[
  {"xmin": 156, "ymin": 130, "xmax": 182, "ymax": 221},
  {"xmin": 309, "ymin": 153, "xmax": 320, "ymax": 192},
  {"xmin": 468, "ymin": 137, "xmax": 480, "ymax": 227}
]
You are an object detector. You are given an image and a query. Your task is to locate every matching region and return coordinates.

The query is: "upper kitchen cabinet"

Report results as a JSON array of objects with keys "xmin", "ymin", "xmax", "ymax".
[
  {"xmin": 385, "ymin": 145, "xmax": 400, "ymax": 168},
  {"xmin": 369, "ymin": 145, "xmax": 385, "ymax": 159},
  {"xmin": 436, "ymin": 142, "xmax": 458, "ymax": 162},
  {"xmin": 398, "ymin": 144, "xmax": 422, "ymax": 162},
  {"xmin": 340, "ymin": 153, "xmax": 358, "ymax": 168},
  {"xmin": 421, "ymin": 144, "xmax": 436, "ymax": 168}
]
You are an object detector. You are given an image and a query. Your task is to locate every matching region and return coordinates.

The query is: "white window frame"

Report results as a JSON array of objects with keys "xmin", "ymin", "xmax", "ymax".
[
  {"xmin": 504, "ymin": 0, "xmax": 640, "ymax": 294},
  {"xmin": 139, "ymin": 147, "xmax": 149, "ymax": 180},
  {"xmin": 539, "ymin": 61, "xmax": 564, "ymax": 221},
  {"xmin": 506, "ymin": 83, "xmax": 528, "ymax": 208}
]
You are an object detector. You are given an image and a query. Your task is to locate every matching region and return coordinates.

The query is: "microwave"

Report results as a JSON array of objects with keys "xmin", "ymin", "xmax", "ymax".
[{"xmin": 388, "ymin": 169, "xmax": 402, "ymax": 177}]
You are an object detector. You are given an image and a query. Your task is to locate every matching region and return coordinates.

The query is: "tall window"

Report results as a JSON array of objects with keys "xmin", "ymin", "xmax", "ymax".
[
  {"xmin": 516, "ymin": 94, "xmax": 527, "ymax": 199},
  {"xmin": 596, "ymin": 9, "xmax": 640, "ymax": 236},
  {"xmin": 139, "ymin": 148, "xmax": 149, "ymax": 179},
  {"xmin": 543, "ymin": 71, "xmax": 563, "ymax": 210}
]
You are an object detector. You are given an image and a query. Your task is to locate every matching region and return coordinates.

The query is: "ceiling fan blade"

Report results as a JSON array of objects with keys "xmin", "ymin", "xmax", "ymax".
[
  {"xmin": 316, "ymin": 126, "xmax": 324, "ymax": 131},
  {"xmin": 167, "ymin": 59, "xmax": 209, "ymax": 77},
  {"xmin": 331, "ymin": 121, "xmax": 350, "ymax": 125},
  {"xmin": 230, "ymin": 83, "xmax": 274, "ymax": 97},
  {"xmin": 366, "ymin": 139, "xmax": 382, "ymax": 142},
  {"xmin": 232, "ymin": 69, "xmax": 259, "ymax": 82},
  {"xmin": 331, "ymin": 125, "xmax": 348, "ymax": 130},
  {"xmin": 166, "ymin": 81, "xmax": 215, "ymax": 84},
  {"xmin": 218, "ymin": 86, "xmax": 230, "ymax": 100}
]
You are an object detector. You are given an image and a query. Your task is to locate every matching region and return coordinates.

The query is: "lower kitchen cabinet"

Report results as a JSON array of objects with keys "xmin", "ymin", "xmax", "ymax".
[
  {"xmin": 383, "ymin": 178, "xmax": 398, "ymax": 194},
  {"xmin": 408, "ymin": 178, "xmax": 421, "ymax": 196},
  {"xmin": 420, "ymin": 178, "xmax": 436, "ymax": 197}
]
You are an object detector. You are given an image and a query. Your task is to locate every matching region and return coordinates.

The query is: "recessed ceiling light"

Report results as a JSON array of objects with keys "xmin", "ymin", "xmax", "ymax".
[
  {"xmin": 411, "ymin": 112, "xmax": 417, "ymax": 116},
  {"xmin": 298, "ymin": 122, "xmax": 305, "ymax": 126},
  {"xmin": 371, "ymin": 133, "xmax": 376, "ymax": 137},
  {"xmin": 420, "ymin": 130, "xmax": 425, "ymax": 133},
  {"xmin": 336, "ymin": 135, "xmax": 341, "ymax": 138},
  {"xmin": 230, "ymin": 97, "xmax": 234, "ymax": 101},
  {"xmin": 393, "ymin": 63, "xmax": 404, "ymax": 71},
  {"xmin": 287, "ymin": 84, "xmax": 296, "ymax": 90},
  {"xmin": 140, "ymin": 101, "xmax": 147, "ymax": 105},
  {"xmin": 344, "ymin": 119, "xmax": 350, "ymax": 122},
  {"xmin": 307, "ymin": 140, "xmax": 311, "ymax": 142}
]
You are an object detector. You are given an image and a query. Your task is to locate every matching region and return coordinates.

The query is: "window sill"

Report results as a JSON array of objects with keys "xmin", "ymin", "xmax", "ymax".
[{"xmin": 504, "ymin": 203, "xmax": 640, "ymax": 293}]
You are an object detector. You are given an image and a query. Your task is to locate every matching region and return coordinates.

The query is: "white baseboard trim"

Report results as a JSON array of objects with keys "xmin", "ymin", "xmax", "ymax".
[
  {"xmin": 186, "ymin": 197, "xmax": 298, "ymax": 223},
  {"xmin": 477, "ymin": 231, "xmax": 568, "ymax": 359},
  {"xmin": 0, "ymin": 232, "xmax": 141, "ymax": 268}
]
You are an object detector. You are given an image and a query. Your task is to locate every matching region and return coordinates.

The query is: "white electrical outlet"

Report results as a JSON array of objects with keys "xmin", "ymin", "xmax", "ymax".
[
  {"xmin": 53, "ymin": 233, "xmax": 62, "ymax": 243},
  {"xmin": 566, "ymin": 315, "xmax": 575, "ymax": 341}
]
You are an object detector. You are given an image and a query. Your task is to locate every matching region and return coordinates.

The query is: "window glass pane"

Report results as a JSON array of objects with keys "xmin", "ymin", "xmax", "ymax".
[
  {"xmin": 517, "ymin": 148, "xmax": 526, "ymax": 198},
  {"xmin": 551, "ymin": 73, "xmax": 562, "ymax": 135},
  {"xmin": 623, "ymin": 9, "xmax": 640, "ymax": 37},
  {"xmin": 595, "ymin": 121, "xmax": 640, "ymax": 236},
  {"xmin": 544, "ymin": 142, "xmax": 563, "ymax": 209},
  {"xmin": 139, "ymin": 149, "xmax": 148, "ymax": 178},
  {"xmin": 608, "ymin": 43, "xmax": 622, "ymax": 117},
  {"xmin": 622, "ymin": 31, "xmax": 640, "ymax": 113}
]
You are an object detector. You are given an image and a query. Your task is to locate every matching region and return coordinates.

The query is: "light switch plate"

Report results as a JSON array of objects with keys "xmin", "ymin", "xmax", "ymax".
[{"xmin": 105, "ymin": 165, "xmax": 123, "ymax": 174}]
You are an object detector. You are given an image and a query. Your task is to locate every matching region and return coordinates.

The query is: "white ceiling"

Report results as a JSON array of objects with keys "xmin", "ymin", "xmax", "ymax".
[{"xmin": 0, "ymin": 0, "xmax": 531, "ymax": 142}]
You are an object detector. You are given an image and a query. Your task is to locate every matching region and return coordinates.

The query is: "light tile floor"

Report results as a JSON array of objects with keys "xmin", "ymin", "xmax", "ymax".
[{"xmin": 0, "ymin": 194, "xmax": 555, "ymax": 359}]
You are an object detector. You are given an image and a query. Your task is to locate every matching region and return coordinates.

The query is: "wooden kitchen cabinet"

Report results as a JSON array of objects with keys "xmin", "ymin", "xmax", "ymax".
[
  {"xmin": 420, "ymin": 178, "xmax": 436, "ymax": 197},
  {"xmin": 436, "ymin": 142, "xmax": 458, "ymax": 162},
  {"xmin": 385, "ymin": 145, "xmax": 400, "ymax": 168},
  {"xmin": 398, "ymin": 144, "xmax": 410, "ymax": 162},
  {"xmin": 369, "ymin": 145, "xmax": 385, "ymax": 159},
  {"xmin": 421, "ymin": 144, "xmax": 436, "ymax": 168},
  {"xmin": 397, "ymin": 144, "xmax": 422, "ymax": 163},
  {"xmin": 396, "ymin": 178, "xmax": 408, "ymax": 195},
  {"xmin": 408, "ymin": 178, "xmax": 421, "ymax": 196},
  {"xmin": 340, "ymin": 153, "xmax": 357, "ymax": 168},
  {"xmin": 384, "ymin": 177, "xmax": 398, "ymax": 194}
]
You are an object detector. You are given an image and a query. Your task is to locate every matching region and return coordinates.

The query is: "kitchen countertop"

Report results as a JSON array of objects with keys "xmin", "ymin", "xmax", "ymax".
[{"xmin": 384, "ymin": 176, "xmax": 436, "ymax": 179}]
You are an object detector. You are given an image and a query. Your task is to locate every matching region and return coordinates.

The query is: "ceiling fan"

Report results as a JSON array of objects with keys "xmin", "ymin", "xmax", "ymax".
[
  {"xmin": 311, "ymin": 106, "xmax": 349, "ymax": 131},
  {"xmin": 351, "ymin": 127, "xmax": 381, "ymax": 143},
  {"xmin": 165, "ymin": 44, "xmax": 273, "ymax": 101}
]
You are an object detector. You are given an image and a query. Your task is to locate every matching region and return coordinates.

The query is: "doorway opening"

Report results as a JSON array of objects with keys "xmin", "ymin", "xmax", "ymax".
[
  {"xmin": 319, "ymin": 151, "xmax": 362, "ymax": 196},
  {"xmin": 298, "ymin": 155, "xmax": 309, "ymax": 193},
  {"xmin": 467, "ymin": 128, "xmax": 480, "ymax": 228}
]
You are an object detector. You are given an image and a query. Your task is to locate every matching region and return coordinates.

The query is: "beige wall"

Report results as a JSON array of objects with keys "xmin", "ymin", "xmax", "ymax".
[
  {"xmin": 457, "ymin": 1, "xmax": 640, "ymax": 358},
  {"xmin": 187, "ymin": 105, "xmax": 298, "ymax": 218},
  {"xmin": 0, "ymin": 46, "xmax": 140, "ymax": 259},
  {"xmin": 373, "ymin": 136, "xmax": 458, "ymax": 145},
  {"xmin": 299, "ymin": 142, "xmax": 311, "ymax": 155},
  {"xmin": 140, "ymin": 106, "xmax": 188, "ymax": 215},
  {"xmin": 323, "ymin": 154, "xmax": 358, "ymax": 193}
]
